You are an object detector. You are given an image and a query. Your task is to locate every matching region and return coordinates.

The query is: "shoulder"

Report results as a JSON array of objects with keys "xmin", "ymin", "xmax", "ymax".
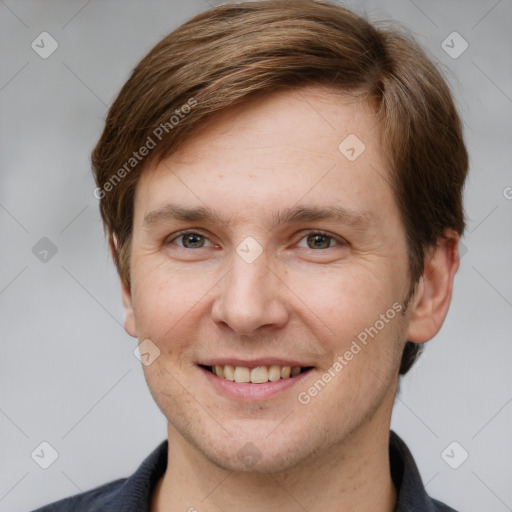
[
  {"xmin": 389, "ymin": 431, "xmax": 463, "ymax": 512},
  {"xmin": 30, "ymin": 440, "xmax": 168, "ymax": 512},
  {"xmin": 432, "ymin": 498, "xmax": 462, "ymax": 512},
  {"xmin": 30, "ymin": 478, "xmax": 126, "ymax": 511}
]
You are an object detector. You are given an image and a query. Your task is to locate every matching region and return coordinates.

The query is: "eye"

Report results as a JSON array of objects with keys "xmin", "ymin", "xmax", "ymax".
[
  {"xmin": 166, "ymin": 230, "xmax": 346, "ymax": 251},
  {"xmin": 296, "ymin": 231, "xmax": 346, "ymax": 250},
  {"xmin": 168, "ymin": 231, "xmax": 216, "ymax": 249}
]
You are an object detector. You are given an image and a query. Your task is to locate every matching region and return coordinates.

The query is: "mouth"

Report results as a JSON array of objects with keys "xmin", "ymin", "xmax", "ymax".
[{"xmin": 199, "ymin": 364, "xmax": 315, "ymax": 384}]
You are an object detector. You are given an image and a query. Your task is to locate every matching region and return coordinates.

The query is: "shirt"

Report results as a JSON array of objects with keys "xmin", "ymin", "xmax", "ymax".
[{"xmin": 31, "ymin": 430, "xmax": 460, "ymax": 511}]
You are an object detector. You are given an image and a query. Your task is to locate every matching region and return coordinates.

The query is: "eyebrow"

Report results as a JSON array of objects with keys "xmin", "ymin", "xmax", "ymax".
[{"xmin": 143, "ymin": 203, "xmax": 374, "ymax": 231}]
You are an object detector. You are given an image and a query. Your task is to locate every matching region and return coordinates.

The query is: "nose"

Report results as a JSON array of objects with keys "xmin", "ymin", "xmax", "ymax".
[{"xmin": 210, "ymin": 249, "xmax": 289, "ymax": 337}]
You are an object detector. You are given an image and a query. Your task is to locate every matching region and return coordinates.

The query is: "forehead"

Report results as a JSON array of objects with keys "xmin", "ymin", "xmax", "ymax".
[
  {"xmin": 134, "ymin": 85, "xmax": 395, "ymax": 229},
  {"xmin": 173, "ymin": 85, "xmax": 379, "ymax": 164}
]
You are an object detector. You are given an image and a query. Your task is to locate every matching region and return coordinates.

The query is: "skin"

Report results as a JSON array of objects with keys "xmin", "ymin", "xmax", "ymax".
[{"xmin": 119, "ymin": 85, "xmax": 460, "ymax": 511}]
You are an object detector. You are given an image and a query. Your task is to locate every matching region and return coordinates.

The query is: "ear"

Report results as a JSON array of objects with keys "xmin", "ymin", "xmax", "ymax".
[
  {"xmin": 110, "ymin": 234, "xmax": 137, "ymax": 338},
  {"xmin": 405, "ymin": 229, "xmax": 460, "ymax": 343}
]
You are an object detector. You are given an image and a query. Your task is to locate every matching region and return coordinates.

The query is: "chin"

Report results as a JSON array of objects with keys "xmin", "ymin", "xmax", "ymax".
[
  {"xmin": 182, "ymin": 417, "xmax": 325, "ymax": 474},
  {"xmin": 204, "ymin": 439, "xmax": 311, "ymax": 474}
]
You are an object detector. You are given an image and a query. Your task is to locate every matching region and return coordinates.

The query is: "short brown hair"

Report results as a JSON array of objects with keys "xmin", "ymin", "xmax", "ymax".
[{"xmin": 91, "ymin": 0, "xmax": 468, "ymax": 375}]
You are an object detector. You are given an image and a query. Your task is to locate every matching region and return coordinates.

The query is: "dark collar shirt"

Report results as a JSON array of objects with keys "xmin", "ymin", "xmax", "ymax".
[{"xmin": 31, "ymin": 431, "xmax": 460, "ymax": 511}]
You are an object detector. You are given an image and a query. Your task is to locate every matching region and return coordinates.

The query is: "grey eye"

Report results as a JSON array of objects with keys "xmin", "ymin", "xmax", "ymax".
[
  {"xmin": 297, "ymin": 233, "xmax": 338, "ymax": 250},
  {"xmin": 180, "ymin": 233, "xmax": 206, "ymax": 248}
]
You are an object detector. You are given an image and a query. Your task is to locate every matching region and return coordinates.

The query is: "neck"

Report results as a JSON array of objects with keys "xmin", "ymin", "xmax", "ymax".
[{"xmin": 151, "ymin": 418, "xmax": 396, "ymax": 512}]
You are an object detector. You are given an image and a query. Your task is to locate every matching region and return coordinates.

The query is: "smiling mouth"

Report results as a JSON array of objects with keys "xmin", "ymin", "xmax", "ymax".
[{"xmin": 200, "ymin": 364, "xmax": 314, "ymax": 384}]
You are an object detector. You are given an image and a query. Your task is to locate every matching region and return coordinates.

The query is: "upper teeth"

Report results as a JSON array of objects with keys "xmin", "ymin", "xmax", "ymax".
[{"xmin": 212, "ymin": 365, "xmax": 303, "ymax": 383}]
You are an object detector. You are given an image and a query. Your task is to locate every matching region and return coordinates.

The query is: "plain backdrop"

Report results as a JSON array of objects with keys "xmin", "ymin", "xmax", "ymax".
[{"xmin": 1, "ymin": 1, "xmax": 511, "ymax": 511}]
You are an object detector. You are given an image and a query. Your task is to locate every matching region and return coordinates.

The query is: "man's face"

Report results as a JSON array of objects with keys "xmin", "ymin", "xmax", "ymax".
[{"xmin": 122, "ymin": 86, "xmax": 414, "ymax": 472}]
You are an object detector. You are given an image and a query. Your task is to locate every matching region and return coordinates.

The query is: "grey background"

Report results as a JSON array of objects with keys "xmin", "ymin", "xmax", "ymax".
[{"xmin": 1, "ymin": 0, "xmax": 511, "ymax": 511}]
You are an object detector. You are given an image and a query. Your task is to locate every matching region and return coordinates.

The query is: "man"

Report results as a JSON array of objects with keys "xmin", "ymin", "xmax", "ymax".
[{"xmin": 33, "ymin": 0, "xmax": 467, "ymax": 510}]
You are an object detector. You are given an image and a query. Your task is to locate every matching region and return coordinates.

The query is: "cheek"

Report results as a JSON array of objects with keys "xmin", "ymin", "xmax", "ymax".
[
  {"xmin": 141, "ymin": 361, "xmax": 192, "ymax": 424},
  {"xmin": 284, "ymin": 262, "xmax": 399, "ymax": 344},
  {"xmin": 131, "ymin": 257, "xmax": 212, "ymax": 333}
]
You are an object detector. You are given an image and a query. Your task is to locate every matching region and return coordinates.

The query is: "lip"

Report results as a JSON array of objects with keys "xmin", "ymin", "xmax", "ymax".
[
  {"xmin": 199, "ymin": 358, "xmax": 310, "ymax": 368},
  {"xmin": 198, "ymin": 364, "xmax": 314, "ymax": 400}
]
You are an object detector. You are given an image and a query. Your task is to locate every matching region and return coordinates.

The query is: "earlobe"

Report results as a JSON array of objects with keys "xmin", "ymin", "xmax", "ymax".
[
  {"xmin": 405, "ymin": 230, "xmax": 460, "ymax": 344},
  {"xmin": 111, "ymin": 233, "xmax": 137, "ymax": 338}
]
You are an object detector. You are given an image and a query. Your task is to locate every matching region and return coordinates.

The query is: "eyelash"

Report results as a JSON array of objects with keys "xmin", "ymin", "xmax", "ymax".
[{"xmin": 166, "ymin": 230, "xmax": 346, "ymax": 250}]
